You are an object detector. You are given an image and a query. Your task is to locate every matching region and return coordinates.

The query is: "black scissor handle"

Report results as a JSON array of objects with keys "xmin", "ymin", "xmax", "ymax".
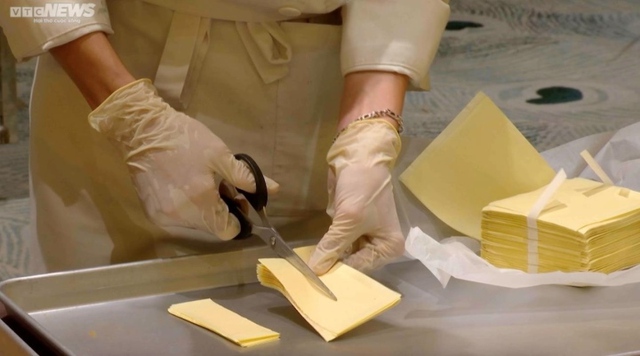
[{"xmin": 224, "ymin": 153, "xmax": 268, "ymax": 240}]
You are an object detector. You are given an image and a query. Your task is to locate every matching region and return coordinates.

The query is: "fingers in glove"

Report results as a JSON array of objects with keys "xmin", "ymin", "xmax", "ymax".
[
  {"xmin": 211, "ymin": 152, "xmax": 280, "ymax": 195},
  {"xmin": 199, "ymin": 181, "xmax": 242, "ymax": 240},
  {"xmin": 264, "ymin": 176, "xmax": 280, "ymax": 195},
  {"xmin": 219, "ymin": 180, "xmax": 250, "ymax": 215},
  {"xmin": 139, "ymin": 172, "xmax": 242, "ymax": 240},
  {"xmin": 342, "ymin": 232, "xmax": 405, "ymax": 273},
  {"xmin": 308, "ymin": 211, "xmax": 366, "ymax": 275}
]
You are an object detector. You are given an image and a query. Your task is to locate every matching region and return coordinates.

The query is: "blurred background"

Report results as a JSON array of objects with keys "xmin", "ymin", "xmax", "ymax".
[{"xmin": 1, "ymin": 0, "xmax": 639, "ymax": 280}]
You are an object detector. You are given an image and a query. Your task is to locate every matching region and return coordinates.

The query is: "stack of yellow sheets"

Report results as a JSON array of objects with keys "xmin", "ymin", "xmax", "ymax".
[{"xmin": 481, "ymin": 177, "xmax": 640, "ymax": 273}]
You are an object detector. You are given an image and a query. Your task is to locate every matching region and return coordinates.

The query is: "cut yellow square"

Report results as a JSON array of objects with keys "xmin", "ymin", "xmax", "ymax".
[{"xmin": 168, "ymin": 299, "xmax": 279, "ymax": 347}]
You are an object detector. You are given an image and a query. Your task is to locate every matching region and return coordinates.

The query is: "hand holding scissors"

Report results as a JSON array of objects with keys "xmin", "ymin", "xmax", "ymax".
[{"xmin": 223, "ymin": 154, "xmax": 337, "ymax": 301}]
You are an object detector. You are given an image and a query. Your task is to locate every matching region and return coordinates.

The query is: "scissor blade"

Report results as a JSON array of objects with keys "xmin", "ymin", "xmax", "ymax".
[
  {"xmin": 282, "ymin": 250, "xmax": 338, "ymax": 301},
  {"xmin": 268, "ymin": 231, "xmax": 338, "ymax": 301}
]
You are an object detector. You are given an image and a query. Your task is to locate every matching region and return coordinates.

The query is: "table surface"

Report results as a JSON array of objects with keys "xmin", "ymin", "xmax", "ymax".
[{"xmin": 2, "ymin": 244, "xmax": 640, "ymax": 356}]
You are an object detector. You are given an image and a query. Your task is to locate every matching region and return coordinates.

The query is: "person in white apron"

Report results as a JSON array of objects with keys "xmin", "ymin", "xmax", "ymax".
[{"xmin": 0, "ymin": 0, "xmax": 450, "ymax": 275}]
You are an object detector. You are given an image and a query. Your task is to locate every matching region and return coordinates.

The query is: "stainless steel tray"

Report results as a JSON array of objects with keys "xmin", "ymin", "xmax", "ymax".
[
  {"xmin": 3, "ymin": 239, "xmax": 640, "ymax": 356},
  {"xmin": 1, "ymin": 317, "xmax": 37, "ymax": 355}
]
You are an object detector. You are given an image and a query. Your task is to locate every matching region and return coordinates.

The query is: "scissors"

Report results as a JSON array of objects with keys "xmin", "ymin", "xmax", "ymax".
[{"xmin": 222, "ymin": 153, "xmax": 338, "ymax": 301}]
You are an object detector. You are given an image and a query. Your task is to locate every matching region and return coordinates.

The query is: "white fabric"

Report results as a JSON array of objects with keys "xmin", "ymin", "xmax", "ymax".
[
  {"xmin": 138, "ymin": 0, "xmax": 346, "ymax": 22},
  {"xmin": 140, "ymin": 0, "xmax": 450, "ymax": 88},
  {"xmin": 153, "ymin": 12, "xmax": 210, "ymax": 109},
  {"xmin": 341, "ymin": 0, "xmax": 450, "ymax": 90},
  {"xmin": 0, "ymin": 0, "xmax": 450, "ymax": 88},
  {"xmin": 27, "ymin": 1, "xmax": 343, "ymax": 272},
  {"xmin": 0, "ymin": 0, "xmax": 112, "ymax": 61},
  {"xmin": 235, "ymin": 21, "xmax": 292, "ymax": 84}
]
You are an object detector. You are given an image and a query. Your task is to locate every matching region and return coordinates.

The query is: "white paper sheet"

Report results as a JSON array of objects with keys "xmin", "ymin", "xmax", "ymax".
[{"xmin": 405, "ymin": 121, "xmax": 640, "ymax": 288}]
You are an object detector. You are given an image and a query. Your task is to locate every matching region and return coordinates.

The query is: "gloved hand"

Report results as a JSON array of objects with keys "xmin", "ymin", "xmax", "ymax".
[
  {"xmin": 309, "ymin": 119, "xmax": 405, "ymax": 274},
  {"xmin": 88, "ymin": 79, "xmax": 278, "ymax": 240}
]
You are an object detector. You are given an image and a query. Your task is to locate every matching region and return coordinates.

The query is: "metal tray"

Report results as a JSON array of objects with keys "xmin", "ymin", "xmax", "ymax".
[
  {"xmin": 3, "ymin": 238, "xmax": 640, "ymax": 356},
  {"xmin": 0, "ymin": 317, "xmax": 37, "ymax": 355}
]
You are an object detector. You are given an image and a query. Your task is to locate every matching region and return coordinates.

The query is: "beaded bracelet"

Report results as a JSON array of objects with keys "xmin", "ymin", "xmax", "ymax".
[{"xmin": 333, "ymin": 109, "xmax": 404, "ymax": 142}]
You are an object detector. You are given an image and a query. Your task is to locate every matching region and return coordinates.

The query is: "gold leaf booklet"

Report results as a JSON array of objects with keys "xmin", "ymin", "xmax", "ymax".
[
  {"xmin": 400, "ymin": 91, "xmax": 640, "ymax": 274},
  {"xmin": 257, "ymin": 246, "xmax": 402, "ymax": 341},
  {"xmin": 482, "ymin": 175, "xmax": 640, "ymax": 273}
]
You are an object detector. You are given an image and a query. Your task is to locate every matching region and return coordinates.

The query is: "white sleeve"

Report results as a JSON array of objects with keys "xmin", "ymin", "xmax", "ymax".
[
  {"xmin": 340, "ymin": 0, "xmax": 450, "ymax": 90},
  {"xmin": 0, "ymin": 0, "xmax": 113, "ymax": 61}
]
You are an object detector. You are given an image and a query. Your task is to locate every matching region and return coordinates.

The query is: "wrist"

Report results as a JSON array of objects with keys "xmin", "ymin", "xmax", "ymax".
[
  {"xmin": 333, "ymin": 109, "xmax": 404, "ymax": 143},
  {"xmin": 51, "ymin": 32, "xmax": 136, "ymax": 109},
  {"xmin": 337, "ymin": 71, "xmax": 409, "ymax": 132}
]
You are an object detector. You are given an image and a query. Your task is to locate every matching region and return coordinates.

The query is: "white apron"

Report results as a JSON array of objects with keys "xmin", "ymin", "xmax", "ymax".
[{"xmin": 27, "ymin": 0, "xmax": 343, "ymax": 273}]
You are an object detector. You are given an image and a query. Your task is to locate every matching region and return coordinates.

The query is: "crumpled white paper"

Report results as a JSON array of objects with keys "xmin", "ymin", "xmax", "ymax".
[{"xmin": 405, "ymin": 121, "xmax": 640, "ymax": 289}]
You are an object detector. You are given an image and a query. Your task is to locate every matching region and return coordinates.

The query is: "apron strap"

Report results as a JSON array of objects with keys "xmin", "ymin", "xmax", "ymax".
[
  {"xmin": 155, "ymin": 14, "xmax": 293, "ymax": 108},
  {"xmin": 154, "ymin": 12, "xmax": 210, "ymax": 110}
]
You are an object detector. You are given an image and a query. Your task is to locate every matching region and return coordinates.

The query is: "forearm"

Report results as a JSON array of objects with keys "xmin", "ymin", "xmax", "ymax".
[
  {"xmin": 50, "ymin": 32, "xmax": 135, "ymax": 109},
  {"xmin": 337, "ymin": 71, "xmax": 409, "ymax": 132}
]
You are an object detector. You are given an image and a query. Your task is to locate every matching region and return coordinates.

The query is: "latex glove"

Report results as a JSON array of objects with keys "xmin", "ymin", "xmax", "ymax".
[
  {"xmin": 88, "ymin": 79, "xmax": 278, "ymax": 240},
  {"xmin": 309, "ymin": 120, "xmax": 405, "ymax": 274}
]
